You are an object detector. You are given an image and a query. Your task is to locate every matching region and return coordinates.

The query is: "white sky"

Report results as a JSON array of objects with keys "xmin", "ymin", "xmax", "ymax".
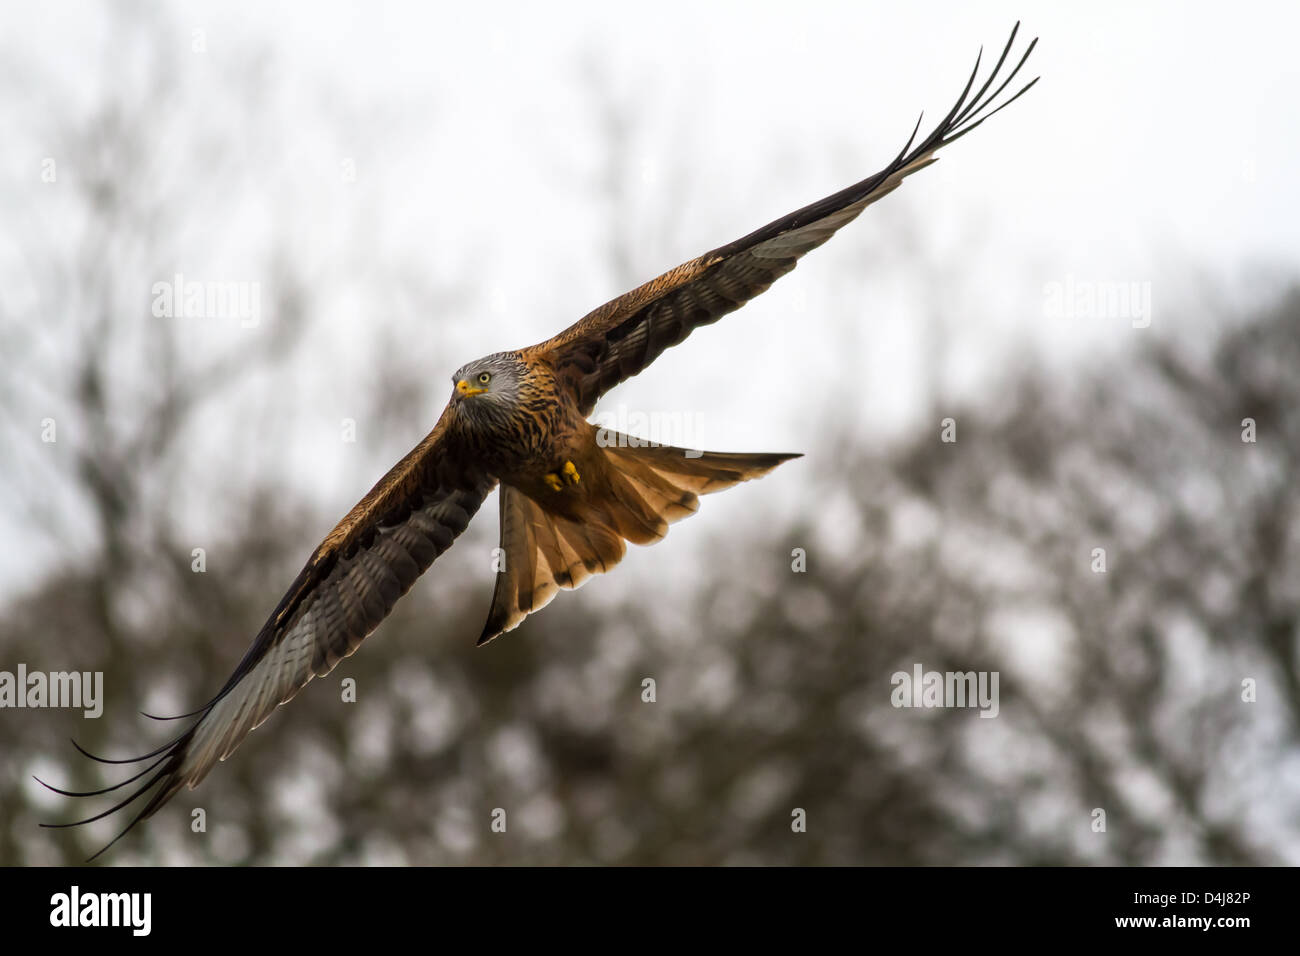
[{"xmin": 3, "ymin": 0, "xmax": 1299, "ymax": 598}]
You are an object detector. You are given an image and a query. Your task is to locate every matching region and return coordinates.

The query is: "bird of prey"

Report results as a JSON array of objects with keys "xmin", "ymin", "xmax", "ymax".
[{"xmin": 43, "ymin": 24, "xmax": 1037, "ymax": 858}]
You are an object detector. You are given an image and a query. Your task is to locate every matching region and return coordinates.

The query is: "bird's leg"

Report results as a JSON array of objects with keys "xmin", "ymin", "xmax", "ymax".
[{"xmin": 543, "ymin": 460, "xmax": 581, "ymax": 491}]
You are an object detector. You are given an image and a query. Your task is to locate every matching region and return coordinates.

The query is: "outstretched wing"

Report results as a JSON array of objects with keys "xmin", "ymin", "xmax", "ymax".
[
  {"xmin": 528, "ymin": 23, "xmax": 1038, "ymax": 415},
  {"xmin": 41, "ymin": 411, "xmax": 496, "ymax": 858}
]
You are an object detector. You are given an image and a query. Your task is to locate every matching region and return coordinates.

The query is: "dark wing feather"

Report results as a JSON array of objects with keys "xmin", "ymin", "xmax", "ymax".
[
  {"xmin": 527, "ymin": 23, "xmax": 1038, "ymax": 414},
  {"xmin": 40, "ymin": 411, "xmax": 495, "ymax": 858}
]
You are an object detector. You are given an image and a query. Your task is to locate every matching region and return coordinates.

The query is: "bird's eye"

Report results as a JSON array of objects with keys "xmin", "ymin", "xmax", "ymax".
[{"xmin": 477, "ymin": 372, "xmax": 491, "ymax": 385}]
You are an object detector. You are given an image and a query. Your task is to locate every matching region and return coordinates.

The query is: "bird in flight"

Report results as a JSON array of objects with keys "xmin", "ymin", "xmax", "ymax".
[{"xmin": 43, "ymin": 24, "xmax": 1037, "ymax": 858}]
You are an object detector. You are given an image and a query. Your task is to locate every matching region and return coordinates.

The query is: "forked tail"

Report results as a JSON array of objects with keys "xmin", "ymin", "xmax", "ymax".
[{"xmin": 478, "ymin": 432, "xmax": 799, "ymax": 644}]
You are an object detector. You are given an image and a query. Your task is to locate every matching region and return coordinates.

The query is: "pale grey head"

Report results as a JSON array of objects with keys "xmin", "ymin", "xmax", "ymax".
[{"xmin": 450, "ymin": 351, "xmax": 533, "ymax": 428}]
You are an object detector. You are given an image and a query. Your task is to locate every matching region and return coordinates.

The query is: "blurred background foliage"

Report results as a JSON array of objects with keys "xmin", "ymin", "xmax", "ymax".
[{"xmin": 2, "ymin": 5, "xmax": 1297, "ymax": 865}]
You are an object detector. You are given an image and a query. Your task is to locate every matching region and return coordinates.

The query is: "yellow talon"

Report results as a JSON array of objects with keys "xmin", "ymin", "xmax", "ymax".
[{"xmin": 543, "ymin": 462, "xmax": 579, "ymax": 492}]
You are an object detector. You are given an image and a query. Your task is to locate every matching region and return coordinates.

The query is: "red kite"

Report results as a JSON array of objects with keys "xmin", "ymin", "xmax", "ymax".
[{"xmin": 43, "ymin": 24, "xmax": 1037, "ymax": 858}]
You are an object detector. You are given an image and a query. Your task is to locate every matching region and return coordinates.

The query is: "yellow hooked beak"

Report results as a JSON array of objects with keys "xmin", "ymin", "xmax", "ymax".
[{"xmin": 457, "ymin": 379, "xmax": 487, "ymax": 398}]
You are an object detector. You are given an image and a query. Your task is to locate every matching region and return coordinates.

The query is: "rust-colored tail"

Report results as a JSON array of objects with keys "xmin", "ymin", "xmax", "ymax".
[{"xmin": 478, "ymin": 433, "xmax": 799, "ymax": 645}]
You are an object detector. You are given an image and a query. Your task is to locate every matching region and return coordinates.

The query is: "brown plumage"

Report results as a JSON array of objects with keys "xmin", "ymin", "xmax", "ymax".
[{"xmin": 41, "ymin": 24, "xmax": 1038, "ymax": 858}]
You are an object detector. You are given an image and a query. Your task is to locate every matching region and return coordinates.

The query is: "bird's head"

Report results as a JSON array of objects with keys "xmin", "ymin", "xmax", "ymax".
[{"xmin": 451, "ymin": 352, "xmax": 530, "ymax": 413}]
